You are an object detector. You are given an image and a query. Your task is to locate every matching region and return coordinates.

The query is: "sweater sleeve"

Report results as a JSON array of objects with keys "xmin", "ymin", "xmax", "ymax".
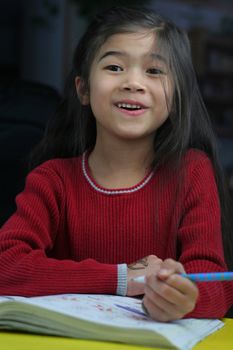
[
  {"xmin": 178, "ymin": 155, "xmax": 233, "ymax": 318},
  {"xmin": 0, "ymin": 163, "xmax": 120, "ymax": 296}
]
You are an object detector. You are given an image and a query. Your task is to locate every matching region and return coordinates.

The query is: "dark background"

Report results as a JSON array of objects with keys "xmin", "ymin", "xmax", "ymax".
[{"xmin": 0, "ymin": 0, "xmax": 233, "ymax": 225}]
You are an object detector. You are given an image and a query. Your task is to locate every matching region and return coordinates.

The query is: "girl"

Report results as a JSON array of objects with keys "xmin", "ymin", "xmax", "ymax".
[{"xmin": 0, "ymin": 6, "xmax": 232, "ymax": 322}]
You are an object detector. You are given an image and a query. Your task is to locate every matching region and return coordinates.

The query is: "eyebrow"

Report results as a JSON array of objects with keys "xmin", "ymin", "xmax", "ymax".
[
  {"xmin": 98, "ymin": 51, "xmax": 126, "ymax": 62},
  {"xmin": 98, "ymin": 50, "xmax": 167, "ymax": 63}
]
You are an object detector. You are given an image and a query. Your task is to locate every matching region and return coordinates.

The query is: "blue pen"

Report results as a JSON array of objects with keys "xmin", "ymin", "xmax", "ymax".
[{"xmin": 133, "ymin": 272, "xmax": 233, "ymax": 283}]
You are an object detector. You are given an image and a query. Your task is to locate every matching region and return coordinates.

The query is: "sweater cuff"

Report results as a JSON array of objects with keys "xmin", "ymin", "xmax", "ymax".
[{"xmin": 116, "ymin": 264, "xmax": 127, "ymax": 296}]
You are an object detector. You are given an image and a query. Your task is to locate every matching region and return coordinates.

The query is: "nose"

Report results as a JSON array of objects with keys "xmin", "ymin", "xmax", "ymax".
[{"xmin": 121, "ymin": 71, "xmax": 145, "ymax": 93}]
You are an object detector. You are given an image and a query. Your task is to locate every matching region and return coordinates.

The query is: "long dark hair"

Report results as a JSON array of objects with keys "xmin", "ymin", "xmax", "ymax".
[{"xmin": 30, "ymin": 6, "xmax": 232, "ymax": 268}]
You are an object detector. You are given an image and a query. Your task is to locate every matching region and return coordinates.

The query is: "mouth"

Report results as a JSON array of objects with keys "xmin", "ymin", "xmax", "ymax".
[
  {"xmin": 114, "ymin": 101, "xmax": 148, "ymax": 117},
  {"xmin": 116, "ymin": 103, "xmax": 143, "ymax": 111},
  {"xmin": 115, "ymin": 101, "xmax": 148, "ymax": 111}
]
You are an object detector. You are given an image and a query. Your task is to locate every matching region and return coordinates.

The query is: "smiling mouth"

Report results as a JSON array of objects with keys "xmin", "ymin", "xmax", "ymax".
[{"xmin": 116, "ymin": 103, "xmax": 146, "ymax": 111}]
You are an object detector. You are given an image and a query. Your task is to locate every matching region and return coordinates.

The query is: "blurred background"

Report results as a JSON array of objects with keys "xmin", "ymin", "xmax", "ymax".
[{"xmin": 0, "ymin": 0, "xmax": 233, "ymax": 225}]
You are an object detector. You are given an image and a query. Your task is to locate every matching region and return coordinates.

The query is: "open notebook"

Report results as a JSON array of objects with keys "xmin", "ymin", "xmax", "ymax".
[{"xmin": 0, "ymin": 294, "xmax": 224, "ymax": 350}]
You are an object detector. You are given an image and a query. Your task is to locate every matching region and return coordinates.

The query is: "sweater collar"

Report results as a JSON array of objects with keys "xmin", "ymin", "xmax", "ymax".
[{"xmin": 82, "ymin": 151, "xmax": 154, "ymax": 195}]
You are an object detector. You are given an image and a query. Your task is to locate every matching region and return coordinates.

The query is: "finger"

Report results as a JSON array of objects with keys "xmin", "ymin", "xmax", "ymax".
[
  {"xmin": 143, "ymin": 294, "xmax": 181, "ymax": 322},
  {"xmin": 145, "ymin": 277, "xmax": 196, "ymax": 315},
  {"xmin": 141, "ymin": 300, "xmax": 150, "ymax": 316},
  {"xmin": 147, "ymin": 256, "xmax": 163, "ymax": 275},
  {"xmin": 157, "ymin": 259, "xmax": 185, "ymax": 280},
  {"xmin": 147, "ymin": 255, "xmax": 163, "ymax": 265},
  {"xmin": 166, "ymin": 274, "xmax": 199, "ymax": 301},
  {"xmin": 161, "ymin": 259, "xmax": 185, "ymax": 273}
]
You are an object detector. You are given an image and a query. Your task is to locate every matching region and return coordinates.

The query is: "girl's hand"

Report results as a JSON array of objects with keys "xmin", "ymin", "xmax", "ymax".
[
  {"xmin": 126, "ymin": 255, "xmax": 162, "ymax": 296},
  {"xmin": 142, "ymin": 259, "xmax": 199, "ymax": 322}
]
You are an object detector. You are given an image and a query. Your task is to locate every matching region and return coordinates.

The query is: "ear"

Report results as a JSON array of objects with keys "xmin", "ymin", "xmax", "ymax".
[{"xmin": 75, "ymin": 76, "xmax": 90, "ymax": 105}]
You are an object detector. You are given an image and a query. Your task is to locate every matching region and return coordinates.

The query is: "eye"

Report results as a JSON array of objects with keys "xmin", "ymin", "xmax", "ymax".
[
  {"xmin": 147, "ymin": 68, "xmax": 164, "ymax": 75},
  {"xmin": 105, "ymin": 65, "xmax": 123, "ymax": 72}
]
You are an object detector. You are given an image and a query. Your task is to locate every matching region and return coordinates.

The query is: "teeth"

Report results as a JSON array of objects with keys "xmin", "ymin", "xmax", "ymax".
[{"xmin": 117, "ymin": 103, "xmax": 142, "ymax": 109}]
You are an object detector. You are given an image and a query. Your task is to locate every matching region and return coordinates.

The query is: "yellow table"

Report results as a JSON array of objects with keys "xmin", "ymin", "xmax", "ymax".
[{"xmin": 1, "ymin": 319, "xmax": 232, "ymax": 350}]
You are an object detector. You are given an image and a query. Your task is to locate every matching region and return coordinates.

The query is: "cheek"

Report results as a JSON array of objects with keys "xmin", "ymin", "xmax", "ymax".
[
  {"xmin": 90, "ymin": 79, "xmax": 117, "ymax": 115},
  {"xmin": 160, "ymin": 81, "xmax": 174, "ymax": 113},
  {"xmin": 89, "ymin": 85, "xmax": 109, "ymax": 118},
  {"xmin": 90, "ymin": 79, "xmax": 113, "ymax": 101}
]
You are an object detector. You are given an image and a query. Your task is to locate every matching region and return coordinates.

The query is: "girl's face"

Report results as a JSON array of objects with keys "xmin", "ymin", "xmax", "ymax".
[{"xmin": 77, "ymin": 31, "xmax": 174, "ymax": 144}]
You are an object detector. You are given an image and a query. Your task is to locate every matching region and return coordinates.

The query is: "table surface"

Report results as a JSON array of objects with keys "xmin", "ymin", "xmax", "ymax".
[{"xmin": 1, "ymin": 318, "xmax": 232, "ymax": 350}]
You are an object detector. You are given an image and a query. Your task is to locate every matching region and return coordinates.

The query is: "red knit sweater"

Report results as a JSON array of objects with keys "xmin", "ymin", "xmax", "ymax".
[{"xmin": 0, "ymin": 149, "xmax": 232, "ymax": 318}]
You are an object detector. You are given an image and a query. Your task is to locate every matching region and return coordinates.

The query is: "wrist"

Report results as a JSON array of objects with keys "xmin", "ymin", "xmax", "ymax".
[{"xmin": 126, "ymin": 267, "xmax": 145, "ymax": 296}]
